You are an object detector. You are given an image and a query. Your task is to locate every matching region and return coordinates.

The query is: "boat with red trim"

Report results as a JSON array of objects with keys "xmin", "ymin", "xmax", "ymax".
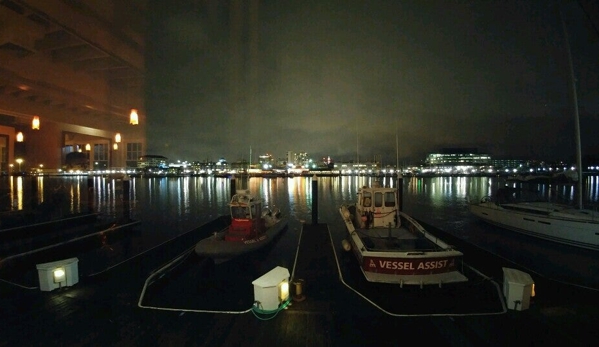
[
  {"xmin": 194, "ymin": 189, "xmax": 287, "ymax": 263},
  {"xmin": 339, "ymin": 178, "xmax": 467, "ymax": 286}
]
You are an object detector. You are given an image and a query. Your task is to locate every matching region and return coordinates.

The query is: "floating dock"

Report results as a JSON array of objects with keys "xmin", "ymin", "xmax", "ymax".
[{"xmin": 1, "ymin": 220, "xmax": 597, "ymax": 346}]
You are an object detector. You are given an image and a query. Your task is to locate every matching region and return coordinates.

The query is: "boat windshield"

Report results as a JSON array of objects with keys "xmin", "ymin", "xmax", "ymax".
[
  {"xmin": 374, "ymin": 192, "xmax": 383, "ymax": 207},
  {"xmin": 363, "ymin": 192, "xmax": 372, "ymax": 207},
  {"xmin": 385, "ymin": 192, "xmax": 396, "ymax": 207},
  {"xmin": 231, "ymin": 205, "xmax": 251, "ymax": 219},
  {"xmin": 231, "ymin": 203, "xmax": 261, "ymax": 219}
]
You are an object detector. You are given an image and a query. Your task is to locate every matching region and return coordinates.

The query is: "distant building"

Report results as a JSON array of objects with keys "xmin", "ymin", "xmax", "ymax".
[
  {"xmin": 492, "ymin": 159, "xmax": 527, "ymax": 171},
  {"xmin": 425, "ymin": 148, "xmax": 492, "ymax": 166},
  {"xmin": 286, "ymin": 151, "xmax": 309, "ymax": 168},
  {"xmin": 138, "ymin": 155, "xmax": 169, "ymax": 170},
  {"xmin": 258, "ymin": 153, "xmax": 274, "ymax": 170}
]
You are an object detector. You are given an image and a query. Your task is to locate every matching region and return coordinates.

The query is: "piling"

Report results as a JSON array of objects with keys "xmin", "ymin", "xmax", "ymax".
[
  {"xmin": 87, "ymin": 175, "xmax": 94, "ymax": 213},
  {"xmin": 30, "ymin": 176, "xmax": 38, "ymax": 210},
  {"xmin": 230, "ymin": 175, "xmax": 236, "ymax": 198},
  {"xmin": 122, "ymin": 175, "xmax": 130, "ymax": 221},
  {"xmin": 312, "ymin": 175, "xmax": 318, "ymax": 225}
]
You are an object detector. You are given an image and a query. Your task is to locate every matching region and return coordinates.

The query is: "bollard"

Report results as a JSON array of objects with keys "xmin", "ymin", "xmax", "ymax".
[
  {"xmin": 312, "ymin": 175, "xmax": 318, "ymax": 225},
  {"xmin": 230, "ymin": 175, "xmax": 236, "ymax": 198},
  {"xmin": 293, "ymin": 279, "xmax": 306, "ymax": 302},
  {"xmin": 122, "ymin": 175, "xmax": 130, "ymax": 221}
]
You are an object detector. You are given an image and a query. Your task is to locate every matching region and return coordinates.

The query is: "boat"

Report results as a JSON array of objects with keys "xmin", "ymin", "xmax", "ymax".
[
  {"xmin": 194, "ymin": 189, "xmax": 288, "ymax": 264},
  {"xmin": 469, "ymin": 186, "xmax": 599, "ymax": 251},
  {"xmin": 339, "ymin": 179, "xmax": 468, "ymax": 286},
  {"xmin": 468, "ymin": 11, "xmax": 599, "ymax": 252}
]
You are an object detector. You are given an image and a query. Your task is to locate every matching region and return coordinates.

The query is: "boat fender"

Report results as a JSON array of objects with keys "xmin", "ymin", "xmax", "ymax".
[
  {"xmin": 341, "ymin": 239, "xmax": 351, "ymax": 251},
  {"xmin": 342, "ymin": 209, "xmax": 351, "ymax": 220}
]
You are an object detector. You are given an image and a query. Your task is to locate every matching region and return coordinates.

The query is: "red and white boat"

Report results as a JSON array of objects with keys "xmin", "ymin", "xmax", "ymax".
[
  {"xmin": 339, "ymin": 180, "xmax": 467, "ymax": 286},
  {"xmin": 195, "ymin": 189, "xmax": 287, "ymax": 264}
]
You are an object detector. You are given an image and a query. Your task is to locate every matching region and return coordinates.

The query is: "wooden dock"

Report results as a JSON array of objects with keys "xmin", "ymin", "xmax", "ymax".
[{"xmin": 1, "ymin": 221, "xmax": 598, "ymax": 346}]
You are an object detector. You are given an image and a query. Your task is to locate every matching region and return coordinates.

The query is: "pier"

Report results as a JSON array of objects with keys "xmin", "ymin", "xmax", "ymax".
[{"xmin": 1, "ymin": 218, "xmax": 598, "ymax": 346}]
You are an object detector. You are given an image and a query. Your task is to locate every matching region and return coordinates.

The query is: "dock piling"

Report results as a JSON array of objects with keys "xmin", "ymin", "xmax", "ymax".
[
  {"xmin": 123, "ymin": 175, "xmax": 130, "ymax": 220},
  {"xmin": 312, "ymin": 175, "xmax": 318, "ymax": 225},
  {"xmin": 87, "ymin": 175, "xmax": 94, "ymax": 213}
]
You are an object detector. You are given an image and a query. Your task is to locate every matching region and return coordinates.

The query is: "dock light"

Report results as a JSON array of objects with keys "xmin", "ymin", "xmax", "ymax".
[
  {"xmin": 32, "ymin": 115, "xmax": 40, "ymax": 130},
  {"xmin": 502, "ymin": 267, "xmax": 535, "ymax": 311},
  {"xmin": 16, "ymin": 132, "xmax": 24, "ymax": 142},
  {"xmin": 53, "ymin": 268, "xmax": 66, "ymax": 283},
  {"xmin": 36, "ymin": 258, "xmax": 79, "ymax": 291},
  {"xmin": 279, "ymin": 279, "xmax": 290, "ymax": 302},
  {"xmin": 252, "ymin": 266, "xmax": 290, "ymax": 311}
]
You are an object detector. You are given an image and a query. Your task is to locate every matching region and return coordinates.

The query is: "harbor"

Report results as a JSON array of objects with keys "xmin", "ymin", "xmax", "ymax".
[{"xmin": 1, "ymin": 175, "xmax": 599, "ymax": 346}]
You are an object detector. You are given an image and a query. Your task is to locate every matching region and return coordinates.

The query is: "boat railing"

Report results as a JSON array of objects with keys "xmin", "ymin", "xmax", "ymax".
[{"xmin": 399, "ymin": 213, "xmax": 457, "ymax": 251}]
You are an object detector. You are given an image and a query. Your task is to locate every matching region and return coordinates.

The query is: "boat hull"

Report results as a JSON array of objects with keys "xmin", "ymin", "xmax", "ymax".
[
  {"xmin": 194, "ymin": 218, "xmax": 288, "ymax": 263},
  {"xmin": 469, "ymin": 202, "xmax": 599, "ymax": 251},
  {"xmin": 340, "ymin": 205, "xmax": 467, "ymax": 286}
]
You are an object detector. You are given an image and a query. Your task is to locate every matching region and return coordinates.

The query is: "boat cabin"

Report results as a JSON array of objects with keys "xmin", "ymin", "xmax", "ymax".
[
  {"xmin": 226, "ymin": 190, "xmax": 266, "ymax": 241},
  {"xmin": 355, "ymin": 183, "xmax": 399, "ymax": 229}
]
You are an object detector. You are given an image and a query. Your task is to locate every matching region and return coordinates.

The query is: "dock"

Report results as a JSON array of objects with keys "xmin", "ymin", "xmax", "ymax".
[{"xmin": 1, "ymin": 221, "xmax": 598, "ymax": 346}]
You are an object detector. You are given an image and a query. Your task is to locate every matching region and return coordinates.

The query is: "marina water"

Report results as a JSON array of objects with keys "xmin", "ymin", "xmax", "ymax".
[{"xmin": 2, "ymin": 174, "xmax": 598, "ymax": 289}]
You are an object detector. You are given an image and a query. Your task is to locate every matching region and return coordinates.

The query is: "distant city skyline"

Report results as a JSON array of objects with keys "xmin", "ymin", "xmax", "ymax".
[{"xmin": 147, "ymin": 146, "xmax": 594, "ymax": 170}]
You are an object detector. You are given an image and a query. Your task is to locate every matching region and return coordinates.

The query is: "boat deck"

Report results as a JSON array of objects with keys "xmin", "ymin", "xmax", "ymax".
[
  {"xmin": 356, "ymin": 227, "xmax": 443, "ymax": 252},
  {"xmin": 1, "ymin": 221, "xmax": 598, "ymax": 346}
]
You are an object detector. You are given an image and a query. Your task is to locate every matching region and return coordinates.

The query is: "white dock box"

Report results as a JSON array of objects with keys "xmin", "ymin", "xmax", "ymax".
[
  {"xmin": 503, "ymin": 267, "xmax": 534, "ymax": 311},
  {"xmin": 252, "ymin": 266, "xmax": 290, "ymax": 311},
  {"xmin": 36, "ymin": 258, "xmax": 79, "ymax": 291}
]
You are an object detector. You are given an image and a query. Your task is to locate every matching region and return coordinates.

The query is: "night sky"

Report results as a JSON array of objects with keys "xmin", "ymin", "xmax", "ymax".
[{"xmin": 145, "ymin": 0, "xmax": 599, "ymax": 166}]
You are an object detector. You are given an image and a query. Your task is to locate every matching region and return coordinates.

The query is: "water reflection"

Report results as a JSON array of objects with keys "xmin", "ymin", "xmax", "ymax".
[{"xmin": 3, "ymin": 175, "xmax": 599, "ymax": 229}]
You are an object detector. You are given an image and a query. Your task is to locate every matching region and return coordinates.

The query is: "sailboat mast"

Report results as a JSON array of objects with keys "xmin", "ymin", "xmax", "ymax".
[
  {"xmin": 396, "ymin": 131, "xmax": 399, "ymax": 171},
  {"xmin": 395, "ymin": 120, "xmax": 399, "ymax": 171},
  {"xmin": 561, "ymin": 10, "xmax": 583, "ymax": 209},
  {"xmin": 356, "ymin": 132, "xmax": 359, "ymax": 166}
]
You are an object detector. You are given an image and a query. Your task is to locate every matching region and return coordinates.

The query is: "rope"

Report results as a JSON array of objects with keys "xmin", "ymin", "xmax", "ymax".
[{"xmin": 251, "ymin": 298, "xmax": 292, "ymax": 320}]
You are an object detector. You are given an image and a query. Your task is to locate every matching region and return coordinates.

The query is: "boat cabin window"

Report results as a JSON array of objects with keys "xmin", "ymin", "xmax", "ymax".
[
  {"xmin": 363, "ymin": 192, "xmax": 372, "ymax": 207},
  {"xmin": 385, "ymin": 192, "xmax": 395, "ymax": 207},
  {"xmin": 231, "ymin": 206, "xmax": 250, "ymax": 219},
  {"xmin": 374, "ymin": 192, "xmax": 383, "ymax": 207}
]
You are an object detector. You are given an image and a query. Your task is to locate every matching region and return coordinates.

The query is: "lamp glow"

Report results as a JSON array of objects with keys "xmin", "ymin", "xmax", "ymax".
[
  {"xmin": 129, "ymin": 109, "xmax": 139, "ymax": 125},
  {"xmin": 113, "ymin": 143, "xmax": 118, "ymax": 150},
  {"xmin": 53, "ymin": 268, "xmax": 66, "ymax": 283},
  {"xmin": 279, "ymin": 280, "xmax": 289, "ymax": 302},
  {"xmin": 32, "ymin": 116, "xmax": 40, "ymax": 130},
  {"xmin": 85, "ymin": 143, "xmax": 91, "ymax": 151},
  {"xmin": 115, "ymin": 133, "xmax": 121, "ymax": 143},
  {"xmin": 16, "ymin": 158, "xmax": 23, "ymax": 172},
  {"xmin": 16, "ymin": 132, "xmax": 24, "ymax": 142}
]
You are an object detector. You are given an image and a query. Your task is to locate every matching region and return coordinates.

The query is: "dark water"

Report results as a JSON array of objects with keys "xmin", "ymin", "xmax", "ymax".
[{"xmin": 2, "ymin": 174, "xmax": 598, "ymax": 289}]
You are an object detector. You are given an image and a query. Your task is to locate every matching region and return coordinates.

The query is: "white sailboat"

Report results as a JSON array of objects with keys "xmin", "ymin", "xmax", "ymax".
[{"xmin": 468, "ymin": 9, "xmax": 599, "ymax": 251}]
